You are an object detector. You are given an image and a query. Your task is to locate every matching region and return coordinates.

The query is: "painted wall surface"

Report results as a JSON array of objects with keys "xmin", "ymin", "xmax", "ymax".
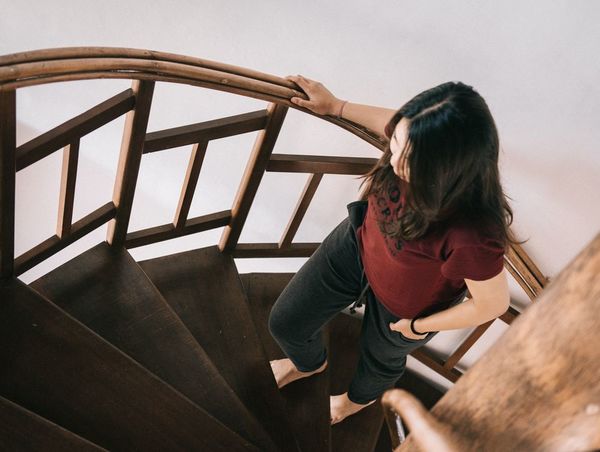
[{"xmin": 2, "ymin": 0, "xmax": 599, "ymax": 391}]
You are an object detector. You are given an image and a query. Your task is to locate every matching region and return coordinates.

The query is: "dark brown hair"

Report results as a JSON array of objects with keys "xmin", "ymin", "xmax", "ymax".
[{"xmin": 357, "ymin": 81, "xmax": 527, "ymax": 249}]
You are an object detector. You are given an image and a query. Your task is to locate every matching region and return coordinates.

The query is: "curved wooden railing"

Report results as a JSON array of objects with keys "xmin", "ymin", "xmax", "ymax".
[{"xmin": 0, "ymin": 47, "xmax": 551, "ymax": 448}]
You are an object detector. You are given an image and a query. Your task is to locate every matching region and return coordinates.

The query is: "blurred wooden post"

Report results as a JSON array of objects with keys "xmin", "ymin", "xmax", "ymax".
[
  {"xmin": 0, "ymin": 89, "xmax": 16, "ymax": 280},
  {"xmin": 106, "ymin": 80, "xmax": 154, "ymax": 248},
  {"xmin": 383, "ymin": 231, "xmax": 600, "ymax": 451}
]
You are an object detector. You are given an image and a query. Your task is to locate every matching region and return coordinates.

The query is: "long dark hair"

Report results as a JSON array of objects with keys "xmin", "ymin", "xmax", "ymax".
[{"xmin": 357, "ymin": 81, "xmax": 526, "ymax": 249}]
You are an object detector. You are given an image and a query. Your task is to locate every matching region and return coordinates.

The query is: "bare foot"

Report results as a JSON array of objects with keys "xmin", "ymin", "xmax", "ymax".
[
  {"xmin": 269, "ymin": 358, "xmax": 328, "ymax": 389},
  {"xmin": 330, "ymin": 392, "xmax": 376, "ymax": 425}
]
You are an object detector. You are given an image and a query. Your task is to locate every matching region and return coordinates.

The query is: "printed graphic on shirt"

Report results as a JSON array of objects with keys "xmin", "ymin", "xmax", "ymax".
[{"xmin": 372, "ymin": 183, "xmax": 405, "ymax": 256}]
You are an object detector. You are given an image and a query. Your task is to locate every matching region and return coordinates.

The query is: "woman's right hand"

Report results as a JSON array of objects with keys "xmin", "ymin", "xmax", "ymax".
[{"xmin": 285, "ymin": 74, "xmax": 345, "ymax": 116}]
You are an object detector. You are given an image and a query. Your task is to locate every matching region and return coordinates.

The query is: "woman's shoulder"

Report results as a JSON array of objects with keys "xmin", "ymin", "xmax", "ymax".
[{"xmin": 443, "ymin": 213, "xmax": 504, "ymax": 250}]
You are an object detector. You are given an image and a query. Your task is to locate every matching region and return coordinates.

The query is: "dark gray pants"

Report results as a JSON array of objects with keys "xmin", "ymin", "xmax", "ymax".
[{"xmin": 268, "ymin": 200, "xmax": 466, "ymax": 404}]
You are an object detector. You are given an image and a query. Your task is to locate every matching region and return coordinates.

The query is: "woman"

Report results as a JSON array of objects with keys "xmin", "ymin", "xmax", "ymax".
[{"xmin": 268, "ymin": 75, "xmax": 525, "ymax": 425}]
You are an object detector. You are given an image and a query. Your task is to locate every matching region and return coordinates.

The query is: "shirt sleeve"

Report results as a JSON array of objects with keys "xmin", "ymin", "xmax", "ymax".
[{"xmin": 441, "ymin": 240, "xmax": 505, "ymax": 281}]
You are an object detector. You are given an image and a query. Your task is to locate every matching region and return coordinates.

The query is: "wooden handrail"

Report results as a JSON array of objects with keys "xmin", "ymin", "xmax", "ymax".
[{"xmin": 0, "ymin": 47, "xmax": 387, "ymax": 150}]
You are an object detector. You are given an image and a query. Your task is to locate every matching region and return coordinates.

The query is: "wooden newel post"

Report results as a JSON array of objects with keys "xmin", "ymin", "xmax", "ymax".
[
  {"xmin": 385, "ymin": 231, "xmax": 600, "ymax": 451},
  {"xmin": 0, "ymin": 89, "xmax": 16, "ymax": 281},
  {"xmin": 106, "ymin": 80, "xmax": 154, "ymax": 248},
  {"xmin": 218, "ymin": 102, "xmax": 288, "ymax": 254}
]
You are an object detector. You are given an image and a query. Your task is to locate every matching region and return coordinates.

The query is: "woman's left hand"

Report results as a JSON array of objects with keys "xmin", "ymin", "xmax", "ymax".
[{"xmin": 389, "ymin": 319, "xmax": 428, "ymax": 340}]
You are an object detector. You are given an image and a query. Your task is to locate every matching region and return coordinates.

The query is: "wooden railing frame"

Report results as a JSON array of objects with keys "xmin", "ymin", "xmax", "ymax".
[
  {"xmin": 16, "ymin": 89, "xmax": 135, "ymax": 171},
  {"xmin": 0, "ymin": 48, "xmax": 550, "ymax": 447}
]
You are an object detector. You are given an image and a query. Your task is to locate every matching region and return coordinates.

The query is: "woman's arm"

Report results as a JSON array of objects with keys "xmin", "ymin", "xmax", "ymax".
[
  {"xmin": 285, "ymin": 74, "xmax": 397, "ymax": 140},
  {"xmin": 390, "ymin": 269, "xmax": 510, "ymax": 339}
]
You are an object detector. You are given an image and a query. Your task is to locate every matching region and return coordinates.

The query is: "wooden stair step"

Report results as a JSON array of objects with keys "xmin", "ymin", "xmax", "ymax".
[
  {"xmin": 0, "ymin": 278, "xmax": 258, "ymax": 451},
  {"xmin": 0, "ymin": 394, "xmax": 106, "ymax": 451},
  {"xmin": 240, "ymin": 272, "xmax": 332, "ymax": 452},
  {"xmin": 138, "ymin": 245, "xmax": 301, "ymax": 452},
  {"xmin": 29, "ymin": 241, "xmax": 274, "ymax": 452}
]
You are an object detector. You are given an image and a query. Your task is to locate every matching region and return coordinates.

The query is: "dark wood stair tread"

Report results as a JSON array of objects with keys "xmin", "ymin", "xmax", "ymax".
[
  {"xmin": 137, "ymin": 245, "xmax": 301, "ymax": 452},
  {"xmin": 0, "ymin": 278, "xmax": 257, "ymax": 451},
  {"xmin": 0, "ymin": 395, "xmax": 106, "ymax": 451},
  {"xmin": 240, "ymin": 272, "xmax": 332, "ymax": 452},
  {"xmin": 29, "ymin": 241, "xmax": 273, "ymax": 452}
]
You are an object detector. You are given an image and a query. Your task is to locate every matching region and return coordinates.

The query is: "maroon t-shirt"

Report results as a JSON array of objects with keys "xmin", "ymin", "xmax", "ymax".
[{"xmin": 356, "ymin": 177, "xmax": 505, "ymax": 319}]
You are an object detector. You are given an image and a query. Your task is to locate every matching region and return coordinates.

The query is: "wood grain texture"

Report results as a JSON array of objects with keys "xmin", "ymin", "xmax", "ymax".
[
  {"xmin": 29, "ymin": 240, "xmax": 273, "ymax": 452},
  {"xmin": 137, "ymin": 246, "xmax": 301, "ymax": 452},
  {"xmin": 240, "ymin": 272, "xmax": 332, "ymax": 452},
  {"xmin": 0, "ymin": 279, "xmax": 257, "ymax": 451},
  {"xmin": 0, "ymin": 395, "xmax": 106, "ymax": 451}
]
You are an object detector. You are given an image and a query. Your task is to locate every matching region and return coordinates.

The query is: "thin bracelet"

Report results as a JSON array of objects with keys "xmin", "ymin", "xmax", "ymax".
[
  {"xmin": 336, "ymin": 100, "xmax": 348, "ymax": 119},
  {"xmin": 410, "ymin": 317, "xmax": 428, "ymax": 335}
]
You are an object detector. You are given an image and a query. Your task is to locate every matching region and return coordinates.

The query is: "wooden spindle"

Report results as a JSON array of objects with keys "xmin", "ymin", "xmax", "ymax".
[
  {"xmin": 57, "ymin": 140, "xmax": 80, "ymax": 238},
  {"xmin": 106, "ymin": 80, "xmax": 154, "ymax": 248},
  {"xmin": 279, "ymin": 173, "xmax": 323, "ymax": 249},
  {"xmin": 442, "ymin": 320, "xmax": 494, "ymax": 370},
  {"xmin": 219, "ymin": 102, "xmax": 288, "ymax": 253},
  {"xmin": 0, "ymin": 89, "xmax": 16, "ymax": 280},
  {"xmin": 174, "ymin": 140, "xmax": 208, "ymax": 230}
]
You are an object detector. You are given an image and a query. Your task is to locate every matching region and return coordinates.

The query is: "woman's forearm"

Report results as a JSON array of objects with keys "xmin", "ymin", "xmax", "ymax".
[
  {"xmin": 414, "ymin": 298, "xmax": 504, "ymax": 333},
  {"xmin": 334, "ymin": 100, "xmax": 397, "ymax": 139}
]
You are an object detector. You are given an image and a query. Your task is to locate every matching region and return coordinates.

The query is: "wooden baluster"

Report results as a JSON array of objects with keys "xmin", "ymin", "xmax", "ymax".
[
  {"xmin": 174, "ymin": 140, "xmax": 209, "ymax": 230},
  {"xmin": 106, "ymin": 80, "xmax": 154, "ymax": 248},
  {"xmin": 442, "ymin": 320, "xmax": 494, "ymax": 371},
  {"xmin": 0, "ymin": 89, "xmax": 16, "ymax": 280},
  {"xmin": 279, "ymin": 173, "xmax": 323, "ymax": 249},
  {"xmin": 219, "ymin": 102, "xmax": 287, "ymax": 253},
  {"xmin": 57, "ymin": 140, "xmax": 80, "ymax": 238}
]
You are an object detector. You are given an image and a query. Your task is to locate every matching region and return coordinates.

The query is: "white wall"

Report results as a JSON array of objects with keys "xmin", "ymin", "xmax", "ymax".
[{"xmin": 2, "ymin": 0, "xmax": 599, "ymax": 392}]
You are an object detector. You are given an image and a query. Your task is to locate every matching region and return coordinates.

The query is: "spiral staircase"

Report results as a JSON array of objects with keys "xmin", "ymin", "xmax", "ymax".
[{"xmin": 1, "ymin": 48, "xmax": 598, "ymax": 451}]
